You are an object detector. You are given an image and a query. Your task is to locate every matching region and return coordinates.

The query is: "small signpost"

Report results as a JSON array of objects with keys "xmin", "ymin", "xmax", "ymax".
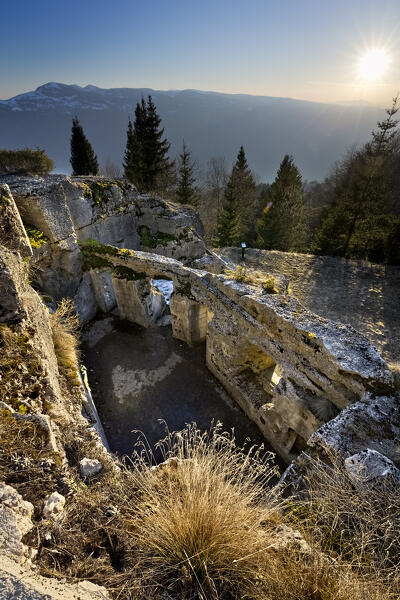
[{"xmin": 241, "ymin": 242, "xmax": 246, "ymax": 259}]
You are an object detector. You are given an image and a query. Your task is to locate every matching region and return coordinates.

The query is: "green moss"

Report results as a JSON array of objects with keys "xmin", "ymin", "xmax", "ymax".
[
  {"xmin": 0, "ymin": 194, "xmax": 10, "ymax": 206},
  {"xmin": 89, "ymin": 179, "xmax": 125, "ymax": 205},
  {"xmin": 25, "ymin": 225, "xmax": 49, "ymax": 249},
  {"xmin": 262, "ymin": 276, "xmax": 278, "ymax": 294},
  {"xmin": 138, "ymin": 225, "xmax": 176, "ymax": 249},
  {"xmin": 112, "ymin": 266, "xmax": 147, "ymax": 281},
  {"xmin": 175, "ymin": 281, "xmax": 194, "ymax": 299},
  {"xmin": 80, "ymin": 253, "xmax": 114, "ymax": 271},
  {"xmin": 80, "ymin": 238, "xmax": 120, "ymax": 256},
  {"xmin": 79, "ymin": 239, "xmax": 138, "ymax": 273}
]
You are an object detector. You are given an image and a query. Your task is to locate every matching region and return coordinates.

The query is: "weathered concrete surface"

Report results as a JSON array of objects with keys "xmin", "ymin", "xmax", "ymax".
[
  {"xmin": 309, "ymin": 392, "xmax": 400, "ymax": 467},
  {"xmin": 0, "ymin": 184, "xmax": 32, "ymax": 258},
  {"xmin": 0, "ymin": 482, "xmax": 33, "ymax": 561},
  {"xmin": 170, "ymin": 293, "xmax": 212, "ymax": 345},
  {"xmin": 111, "ymin": 276, "xmax": 167, "ymax": 327},
  {"xmin": 0, "ymin": 554, "xmax": 109, "ymax": 599},
  {"xmin": 81, "ymin": 316, "xmax": 272, "ymax": 460},
  {"xmin": 219, "ymin": 247, "xmax": 400, "ymax": 372},
  {"xmin": 87, "ymin": 245, "xmax": 395, "ymax": 462}
]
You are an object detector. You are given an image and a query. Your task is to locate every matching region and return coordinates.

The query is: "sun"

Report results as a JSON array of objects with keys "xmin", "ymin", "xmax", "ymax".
[{"xmin": 358, "ymin": 49, "xmax": 389, "ymax": 81}]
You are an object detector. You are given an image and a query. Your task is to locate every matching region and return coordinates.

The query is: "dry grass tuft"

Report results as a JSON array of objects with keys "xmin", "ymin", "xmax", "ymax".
[
  {"xmin": 123, "ymin": 424, "xmax": 282, "ymax": 599},
  {"xmin": 50, "ymin": 299, "xmax": 80, "ymax": 386},
  {"xmin": 224, "ymin": 265, "xmax": 280, "ymax": 293},
  {"xmin": 284, "ymin": 454, "xmax": 400, "ymax": 600},
  {"xmin": 0, "ymin": 409, "xmax": 63, "ymax": 517}
]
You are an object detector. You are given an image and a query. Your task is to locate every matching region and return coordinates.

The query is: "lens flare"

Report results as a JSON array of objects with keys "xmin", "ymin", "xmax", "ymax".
[{"xmin": 358, "ymin": 49, "xmax": 389, "ymax": 81}]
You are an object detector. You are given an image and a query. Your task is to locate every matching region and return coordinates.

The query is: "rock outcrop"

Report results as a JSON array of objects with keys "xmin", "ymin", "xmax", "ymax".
[{"xmin": 1, "ymin": 174, "xmax": 206, "ymax": 322}]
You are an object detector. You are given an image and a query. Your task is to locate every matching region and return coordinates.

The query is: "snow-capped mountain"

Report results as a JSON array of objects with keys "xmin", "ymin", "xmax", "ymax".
[{"xmin": 0, "ymin": 82, "xmax": 384, "ymax": 180}]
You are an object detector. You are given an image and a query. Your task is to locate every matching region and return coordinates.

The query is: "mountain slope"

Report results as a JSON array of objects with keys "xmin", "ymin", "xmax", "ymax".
[{"xmin": 0, "ymin": 82, "xmax": 385, "ymax": 181}]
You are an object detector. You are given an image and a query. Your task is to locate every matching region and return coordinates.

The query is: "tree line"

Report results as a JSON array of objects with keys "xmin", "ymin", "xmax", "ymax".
[{"xmin": 70, "ymin": 94, "xmax": 400, "ymax": 265}]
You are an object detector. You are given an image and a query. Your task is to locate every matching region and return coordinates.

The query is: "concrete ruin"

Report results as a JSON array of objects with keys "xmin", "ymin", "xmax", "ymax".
[
  {"xmin": 80, "ymin": 241, "xmax": 393, "ymax": 462},
  {"xmin": 1, "ymin": 174, "xmax": 399, "ymax": 598}
]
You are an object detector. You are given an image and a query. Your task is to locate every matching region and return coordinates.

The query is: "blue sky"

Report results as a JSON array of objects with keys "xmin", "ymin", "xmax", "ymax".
[{"xmin": 2, "ymin": 0, "xmax": 399, "ymax": 104}]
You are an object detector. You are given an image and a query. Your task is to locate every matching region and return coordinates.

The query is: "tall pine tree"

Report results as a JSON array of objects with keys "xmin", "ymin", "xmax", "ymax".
[
  {"xmin": 214, "ymin": 170, "xmax": 241, "ymax": 247},
  {"xmin": 70, "ymin": 117, "xmax": 98, "ymax": 176},
  {"xmin": 142, "ymin": 96, "xmax": 172, "ymax": 192},
  {"xmin": 229, "ymin": 146, "xmax": 257, "ymax": 243},
  {"xmin": 123, "ymin": 96, "xmax": 172, "ymax": 194},
  {"xmin": 123, "ymin": 99, "xmax": 146, "ymax": 188},
  {"xmin": 176, "ymin": 142, "xmax": 197, "ymax": 205},
  {"xmin": 256, "ymin": 154, "xmax": 306, "ymax": 251}
]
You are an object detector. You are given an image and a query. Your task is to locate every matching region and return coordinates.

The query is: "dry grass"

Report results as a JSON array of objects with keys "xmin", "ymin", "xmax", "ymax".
[
  {"xmin": 224, "ymin": 265, "xmax": 279, "ymax": 293},
  {"xmin": 33, "ymin": 425, "xmax": 400, "ymax": 600},
  {"xmin": 0, "ymin": 323, "xmax": 45, "ymax": 412},
  {"xmin": 0, "ymin": 408, "xmax": 63, "ymax": 518},
  {"xmin": 50, "ymin": 299, "xmax": 80, "ymax": 386},
  {"xmin": 123, "ymin": 424, "xmax": 283, "ymax": 599},
  {"xmin": 284, "ymin": 454, "xmax": 400, "ymax": 600}
]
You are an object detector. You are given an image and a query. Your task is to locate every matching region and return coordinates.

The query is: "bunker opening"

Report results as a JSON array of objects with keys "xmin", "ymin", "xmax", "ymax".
[{"xmin": 83, "ymin": 267, "xmax": 278, "ymax": 464}]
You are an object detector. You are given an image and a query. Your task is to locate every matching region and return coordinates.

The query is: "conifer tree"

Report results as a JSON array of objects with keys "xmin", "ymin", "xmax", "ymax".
[
  {"xmin": 229, "ymin": 146, "xmax": 257, "ymax": 242},
  {"xmin": 214, "ymin": 173, "xmax": 241, "ymax": 247},
  {"xmin": 256, "ymin": 154, "xmax": 306, "ymax": 251},
  {"xmin": 312, "ymin": 96, "xmax": 400, "ymax": 263},
  {"xmin": 176, "ymin": 142, "xmax": 197, "ymax": 205},
  {"xmin": 70, "ymin": 117, "xmax": 98, "ymax": 176},
  {"xmin": 142, "ymin": 95, "xmax": 172, "ymax": 192},
  {"xmin": 123, "ymin": 99, "xmax": 146, "ymax": 187}
]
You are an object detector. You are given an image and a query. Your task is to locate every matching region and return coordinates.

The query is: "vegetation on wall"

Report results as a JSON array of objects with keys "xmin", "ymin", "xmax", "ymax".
[
  {"xmin": 25, "ymin": 225, "xmax": 49, "ymax": 248},
  {"xmin": 50, "ymin": 299, "xmax": 80, "ymax": 386},
  {"xmin": 0, "ymin": 324, "xmax": 45, "ymax": 413},
  {"xmin": 138, "ymin": 225, "xmax": 176, "ymax": 248}
]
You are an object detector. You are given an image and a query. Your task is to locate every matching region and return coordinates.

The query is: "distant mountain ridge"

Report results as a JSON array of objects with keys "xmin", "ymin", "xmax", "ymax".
[{"xmin": 0, "ymin": 82, "xmax": 385, "ymax": 180}]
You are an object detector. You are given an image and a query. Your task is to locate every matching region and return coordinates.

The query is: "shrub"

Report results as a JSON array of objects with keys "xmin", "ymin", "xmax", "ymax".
[
  {"xmin": 224, "ymin": 265, "xmax": 253, "ymax": 283},
  {"xmin": 123, "ymin": 424, "xmax": 286, "ymax": 599},
  {"xmin": 262, "ymin": 276, "xmax": 278, "ymax": 294},
  {"xmin": 0, "ymin": 148, "xmax": 54, "ymax": 175}
]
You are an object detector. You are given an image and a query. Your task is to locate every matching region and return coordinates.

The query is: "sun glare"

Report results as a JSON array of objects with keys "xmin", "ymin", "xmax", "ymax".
[{"xmin": 358, "ymin": 49, "xmax": 389, "ymax": 81}]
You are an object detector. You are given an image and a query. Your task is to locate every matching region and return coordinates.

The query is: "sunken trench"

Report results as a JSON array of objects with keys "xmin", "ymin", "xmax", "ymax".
[{"xmin": 81, "ymin": 277, "xmax": 274, "ymax": 463}]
